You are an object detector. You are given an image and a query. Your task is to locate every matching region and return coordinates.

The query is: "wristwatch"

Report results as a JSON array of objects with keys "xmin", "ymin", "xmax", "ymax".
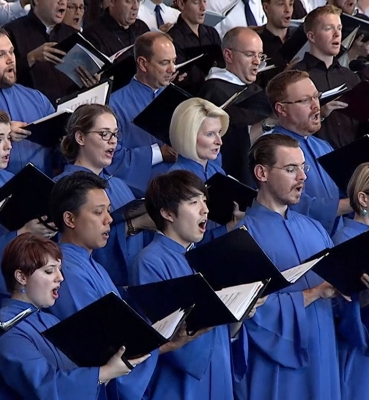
[
  {"xmin": 261, "ymin": 119, "xmax": 275, "ymax": 133},
  {"xmin": 127, "ymin": 219, "xmax": 141, "ymax": 236}
]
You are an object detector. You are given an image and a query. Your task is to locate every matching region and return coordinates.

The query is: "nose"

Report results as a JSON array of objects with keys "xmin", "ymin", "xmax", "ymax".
[
  {"xmin": 199, "ymin": 0, "xmax": 206, "ymax": 11},
  {"xmin": 215, "ymin": 133, "xmax": 222, "ymax": 146},
  {"xmin": 297, "ymin": 167, "xmax": 307, "ymax": 181},
  {"xmin": 201, "ymin": 199, "xmax": 209, "ymax": 214},
  {"xmin": 168, "ymin": 61, "xmax": 176, "ymax": 74},
  {"xmin": 132, "ymin": 0, "xmax": 139, "ymax": 9},
  {"xmin": 5, "ymin": 137, "xmax": 12, "ymax": 151},
  {"xmin": 56, "ymin": 269, "xmax": 64, "ymax": 283},
  {"xmin": 106, "ymin": 211, "xmax": 113, "ymax": 226}
]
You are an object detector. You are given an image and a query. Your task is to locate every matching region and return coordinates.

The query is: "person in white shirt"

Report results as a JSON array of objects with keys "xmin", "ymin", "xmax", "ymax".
[
  {"xmin": 0, "ymin": 0, "xmax": 29, "ymax": 26},
  {"xmin": 138, "ymin": 0, "xmax": 179, "ymax": 31}
]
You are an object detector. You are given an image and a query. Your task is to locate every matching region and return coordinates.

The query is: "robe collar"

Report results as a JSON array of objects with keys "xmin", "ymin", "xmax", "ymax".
[
  {"xmin": 1, "ymin": 298, "xmax": 39, "ymax": 314},
  {"xmin": 63, "ymin": 164, "xmax": 112, "ymax": 180},
  {"xmin": 176, "ymin": 155, "xmax": 209, "ymax": 174},
  {"xmin": 342, "ymin": 217, "xmax": 369, "ymax": 234},
  {"xmin": 155, "ymin": 232, "xmax": 189, "ymax": 253},
  {"xmin": 273, "ymin": 125, "xmax": 310, "ymax": 141},
  {"xmin": 132, "ymin": 76, "xmax": 166, "ymax": 95},
  {"xmin": 246, "ymin": 200, "xmax": 292, "ymax": 221},
  {"xmin": 59, "ymin": 242, "xmax": 91, "ymax": 259},
  {"xmin": 206, "ymin": 67, "xmax": 246, "ymax": 86}
]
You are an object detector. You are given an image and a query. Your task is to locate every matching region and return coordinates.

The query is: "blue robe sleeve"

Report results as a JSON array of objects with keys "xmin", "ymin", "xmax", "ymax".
[
  {"xmin": 0, "ymin": 331, "xmax": 100, "ymax": 400},
  {"xmin": 244, "ymin": 291, "xmax": 309, "ymax": 369},
  {"xmin": 0, "ymin": 230, "xmax": 17, "ymax": 297}
]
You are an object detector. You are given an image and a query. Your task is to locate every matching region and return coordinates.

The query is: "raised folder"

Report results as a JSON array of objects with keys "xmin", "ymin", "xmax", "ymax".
[
  {"xmin": 43, "ymin": 292, "xmax": 191, "ymax": 364},
  {"xmin": 336, "ymin": 81, "xmax": 369, "ymax": 122},
  {"xmin": 0, "ymin": 163, "xmax": 55, "ymax": 231},
  {"xmin": 24, "ymin": 110, "xmax": 73, "ymax": 148},
  {"xmin": 317, "ymin": 134, "xmax": 369, "ymax": 192},
  {"xmin": 205, "ymin": 173, "xmax": 257, "ymax": 225},
  {"xmin": 128, "ymin": 273, "xmax": 267, "ymax": 332},
  {"xmin": 110, "ymin": 198, "xmax": 146, "ymax": 225}
]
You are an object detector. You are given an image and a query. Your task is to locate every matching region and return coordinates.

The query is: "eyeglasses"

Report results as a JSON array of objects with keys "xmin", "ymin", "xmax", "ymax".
[
  {"xmin": 228, "ymin": 49, "xmax": 268, "ymax": 62},
  {"xmin": 86, "ymin": 130, "xmax": 122, "ymax": 141},
  {"xmin": 67, "ymin": 4, "xmax": 87, "ymax": 12},
  {"xmin": 269, "ymin": 164, "xmax": 310, "ymax": 174},
  {"xmin": 280, "ymin": 92, "xmax": 322, "ymax": 106}
]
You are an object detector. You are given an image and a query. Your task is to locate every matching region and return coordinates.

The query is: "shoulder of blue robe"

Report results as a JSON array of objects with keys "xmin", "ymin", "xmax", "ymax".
[
  {"xmin": 48, "ymin": 243, "xmax": 159, "ymax": 400},
  {"xmin": 0, "ymin": 299, "xmax": 100, "ymax": 400},
  {"xmin": 132, "ymin": 234, "xmax": 236, "ymax": 400}
]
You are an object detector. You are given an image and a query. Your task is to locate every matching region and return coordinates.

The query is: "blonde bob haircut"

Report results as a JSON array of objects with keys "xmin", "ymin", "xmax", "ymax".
[
  {"xmin": 169, "ymin": 98, "xmax": 229, "ymax": 163},
  {"xmin": 347, "ymin": 162, "xmax": 369, "ymax": 215}
]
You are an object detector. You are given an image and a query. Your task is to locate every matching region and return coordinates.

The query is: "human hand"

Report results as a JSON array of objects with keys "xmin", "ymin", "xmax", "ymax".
[
  {"xmin": 160, "ymin": 144, "xmax": 178, "ymax": 163},
  {"xmin": 27, "ymin": 42, "xmax": 66, "ymax": 67},
  {"xmin": 17, "ymin": 216, "xmax": 58, "ymax": 238},
  {"xmin": 348, "ymin": 35, "xmax": 369, "ymax": 60},
  {"xmin": 320, "ymin": 100, "xmax": 348, "ymax": 119},
  {"xmin": 10, "ymin": 121, "xmax": 31, "ymax": 142},
  {"xmin": 247, "ymin": 295, "xmax": 269, "ymax": 318},
  {"xmin": 226, "ymin": 202, "xmax": 245, "ymax": 232},
  {"xmin": 159, "ymin": 22, "xmax": 174, "ymax": 33},
  {"xmin": 76, "ymin": 66, "xmax": 101, "ymax": 87}
]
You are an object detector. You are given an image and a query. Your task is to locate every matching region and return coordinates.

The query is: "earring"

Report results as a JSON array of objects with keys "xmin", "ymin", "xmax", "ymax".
[
  {"xmin": 20, "ymin": 287, "xmax": 26, "ymax": 293},
  {"xmin": 361, "ymin": 208, "xmax": 368, "ymax": 217}
]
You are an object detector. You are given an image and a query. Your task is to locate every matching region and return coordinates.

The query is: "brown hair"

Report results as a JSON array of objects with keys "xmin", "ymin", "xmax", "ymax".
[
  {"xmin": 1, "ymin": 233, "xmax": 62, "ymax": 293},
  {"xmin": 304, "ymin": 5, "xmax": 342, "ymax": 33},
  {"xmin": 248, "ymin": 133, "xmax": 300, "ymax": 186},
  {"xmin": 266, "ymin": 69, "xmax": 310, "ymax": 111},
  {"xmin": 61, "ymin": 103, "xmax": 116, "ymax": 162},
  {"xmin": 347, "ymin": 163, "xmax": 369, "ymax": 215},
  {"xmin": 0, "ymin": 110, "xmax": 11, "ymax": 125},
  {"xmin": 134, "ymin": 31, "xmax": 173, "ymax": 62}
]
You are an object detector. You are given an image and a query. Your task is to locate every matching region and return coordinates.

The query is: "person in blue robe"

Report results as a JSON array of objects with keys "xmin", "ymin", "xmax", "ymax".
[
  {"xmin": 0, "ymin": 233, "xmax": 143, "ymax": 400},
  {"xmin": 0, "ymin": 32, "xmax": 55, "ymax": 175},
  {"xmin": 107, "ymin": 32, "xmax": 180, "ymax": 195},
  {"xmin": 131, "ymin": 170, "xmax": 248, "ymax": 400},
  {"xmin": 239, "ymin": 133, "xmax": 341, "ymax": 400},
  {"xmin": 0, "ymin": 111, "xmax": 56, "ymax": 300},
  {"xmin": 55, "ymin": 104, "xmax": 154, "ymax": 287},
  {"xmin": 265, "ymin": 70, "xmax": 352, "ymax": 235},
  {"xmin": 332, "ymin": 162, "xmax": 369, "ymax": 400}
]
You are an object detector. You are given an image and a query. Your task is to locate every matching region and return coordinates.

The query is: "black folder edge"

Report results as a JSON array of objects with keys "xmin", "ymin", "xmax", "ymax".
[
  {"xmin": 42, "ymin": 292, "xmax": 194, "ymax": 363},
  {"xmin": 110, "ymin": 198, "xmax": 147, "ymax": 225}
]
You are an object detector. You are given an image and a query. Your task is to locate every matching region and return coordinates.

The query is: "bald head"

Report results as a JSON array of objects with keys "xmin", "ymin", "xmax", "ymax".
[
  {"xmin": 222, "ymin": 27, "xmax": 264, "ymax": 84},
  {"xmin": 134, "ymin": 31, "xmax": 174, "ymax": 62}
]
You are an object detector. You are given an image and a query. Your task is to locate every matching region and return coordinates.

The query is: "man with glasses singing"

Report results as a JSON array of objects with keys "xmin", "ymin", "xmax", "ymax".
[
  {"xmin": 267, "ymin": 69, "xmax": 352, "ymax": 235},
  {"xmin": 238, "ymin": 132, "xmax": 341, "ymax": 400},
  {"xmin": 199, "ymin": 27, "xmax": 274, "ymax": 185},
  {"xmin": 294, "ymin": 5, "xmax": 362, "ymax": 149}
]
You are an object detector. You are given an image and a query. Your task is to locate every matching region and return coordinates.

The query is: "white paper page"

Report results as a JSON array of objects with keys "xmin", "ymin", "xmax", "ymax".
[
  {"xmin": 176, "ymin": 53, "xmax": 204, "ymax": 70},
  {"xmin": 109, "ymin": 44, "xmax": 134, "ymax": 63},
  {"xmin": 282, "ymin": 255, "xmax": 327, "ymax": 283},
  {"xmin": 152, "ymin": 308, "xmax": 185, "ymax": 339},
  {"xmin": 29, "ymin": 109, "xmax": 73, "ymax": 125},
  {"xmin": 321, "ymin": 84, "xmax": 347, "ymax": 99}
]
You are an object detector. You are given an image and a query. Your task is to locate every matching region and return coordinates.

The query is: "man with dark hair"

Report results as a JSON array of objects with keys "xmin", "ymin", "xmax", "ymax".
[
  {"xmin": 238, "ymin": 132, "xmax": 341, "ymax": 400},
  {"xmin": 294, "ymin": 5, "xmax": 362, "ymax": 149},
  {"xmin": 131, "ymin": 169, "xmax": 249, "ymax": 400},
  {"xmin": 4, "ymin": 0, "xmax": 79, "ymax": 104},
  {"xmin": 199, "ymin": 27, "xmax": 273, "ymax": 185},
  {"xmin": 107, "ymin": 31, "xmax": 178, "ymax": 196},
  {"xmin": 266, "ymin": 69, "xmax": 352, "ymax": 234},
  {"xmin": 83, "ymin": 0, "xmax": 149, "ymax": 58}
]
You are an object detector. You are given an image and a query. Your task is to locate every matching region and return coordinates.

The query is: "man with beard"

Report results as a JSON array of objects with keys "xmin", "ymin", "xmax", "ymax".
[
  {"xmin": 199, "ymin": 27, "xmax": 273, "ymax": 186},
  {"xmin": 0, "ymin": 29, "xmax": 55, "ymax": 176},
  {"xmin": 4, "ymin": 0, "xmax": 79, "ymax": 105},
  {"xmin": 294, "ymin": 5, "xmax": 362, "ymax": 149},
  {"xmin": 239, "ymin": 132, "xmax": 341, "ymax": 400},
  {"xmin": 267, "ymin": 69, "xmax": 352, "ymax": 235}
]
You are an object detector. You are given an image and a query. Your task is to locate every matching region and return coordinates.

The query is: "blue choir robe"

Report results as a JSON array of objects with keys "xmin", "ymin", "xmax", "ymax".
[
  {"xmin": 332, "ymin": 218, "xmax": 369, "ymax": 400},
  {"xmin": 272, "ymin": 126, "xmax": 341, "ymax": 235},
  {"xmin": 54, "ymin": 165, "xmax": 144, "ymax": 286},
  {"xmin": 0, "ymin": 298, "xmax": 102, "ymax": 400},
  {"xmin": 107, "ymin": 79, "xmax": 172, "ymax": 196},
  {"xmin": 168, "ymin": 155, "xmax": 228, "ymax": 242},
  {"xmin": 240, "ymin": 201, "xmax": 340, "ymax": 400},
  {"xmin": 0, "ymin": 170, "xmax": 17, "ymax": 300},
  {"xmin": 48, "ymin": 243, "xmax": 158, "ymax": 400},
  {"xmin": 0, "ymin": 84, "xmax": 55, "ymax": 176},
  {"xmin": 131, "ymin": 233, "xmax": 248, "ymax": 400}
]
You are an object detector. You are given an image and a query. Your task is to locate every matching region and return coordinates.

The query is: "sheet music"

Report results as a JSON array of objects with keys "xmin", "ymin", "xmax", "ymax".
[{"xmin": 282, "ymin": 255, "xmax": 327, "ymax": 283}]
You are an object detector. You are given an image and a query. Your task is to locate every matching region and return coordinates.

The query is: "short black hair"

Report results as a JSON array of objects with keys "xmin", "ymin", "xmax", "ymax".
[
  {"xmin": 49, "ymin": 171, "xmax": 109, "ymax": 233},
  {"xmin": 145, "ymin": 170, "xmax": 208, "ymax": 232}
]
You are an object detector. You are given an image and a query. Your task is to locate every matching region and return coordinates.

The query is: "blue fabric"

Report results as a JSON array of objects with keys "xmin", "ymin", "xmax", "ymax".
[
  {"xmin": 239, "ymin": 201, "xmax": 340, "ymax": 400},
  {"xmin": 333, "ymin": 218, "xmax": 369, "ymax": 400},
  {"xmin": 108, "ymin": 79, "xmax": 172, "ymax": 196},
  {"xmin": 131, "ymin": 233, "xmax": 247, "ymax": 400},
  {"xmin": 0, "ymin": 299, "xmax": 102, "ymax": 400},
  {"xmin": 55, "ymin": 165, "xmax": 144, "ymax": 286},
  {"xmin": 0, "ymin": 84, "xmax": 55, "ymax": 176},
  {"xmin": 49, "ymin": 243, "xmax": 158, "ymax": 400},
  {"xmin": 272, "ymin": 126, "xmax": 341, "ymax": 235}
]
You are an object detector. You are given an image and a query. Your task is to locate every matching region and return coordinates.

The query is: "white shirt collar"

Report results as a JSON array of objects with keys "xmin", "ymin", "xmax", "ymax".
[{"xmin": 206, "ymin": 67, "xmax": 246, "ymax": 86}]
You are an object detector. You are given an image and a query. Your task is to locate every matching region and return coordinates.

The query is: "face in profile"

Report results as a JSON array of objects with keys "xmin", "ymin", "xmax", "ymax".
[
  {"xmin": 63, "ymin": 0, "xmax": 85, "ymax": 30},
  {"xmin": 196, "ymin": 117, "xmax": 223, "ymax": 163},
  {"xmin": 34, "ymin": 0, "xmax": 67, "ymax": 26},
  {"xmin": 0, "ymin": 35, "xmax": 16, "ymax": 89},
  {"xmin": 0, "ymin": 122, "xmax": 12, "ymax": 170}
]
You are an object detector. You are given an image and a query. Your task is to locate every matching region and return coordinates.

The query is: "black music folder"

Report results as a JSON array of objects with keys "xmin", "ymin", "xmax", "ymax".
[
  {"xmin": 320, "ymin": 84, "xmax": 348, "ymax": 107},
  {"xmin": 128, "ymin": 273, "xmax": 267, "ymax": 332},
  {"xmin": 132, "ymin": 83, "xmax": 192, "ymax": 144},
  {"xmin": 24, "ymin": 110, "xmax": 73, "ymax": 148},
  {"xmin": 111, "ymin": 198, "xmax": 146, "ymax": 225},
  {"xmin": 206, "ymin": 173, "xmax": 257, "ymax": 225},
  {"xmin": 341, "ymin": 12, "xmax": 369, "ymax": 42},
  {"xmin": 43, "ymin": 292, "xmax": 190, "ymax": 364},
  {"xmin": 104, "ymin": 55, "xmax": 137, "ymax": 93},
  {"xmin": 185, "ymin": 227, "xmax": 325, "ymax": 295},
  {"xmin": 0, "ymin": 163, "xmax": 55, "ymax": 231},
  {"xmin": 183, "ymin": 44, "xmax": 224, "ymax": 75},
  {"xmin": 336, "ymin": 81, "xmax": 369, "ymax": 122},
  {"xmin": 317, "ymin": 134, "xmax": 369, "ymax": 192}
]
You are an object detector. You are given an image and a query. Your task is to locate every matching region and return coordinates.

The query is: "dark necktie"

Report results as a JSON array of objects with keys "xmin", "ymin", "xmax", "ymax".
[
  {"xmin": 241, "ymin": 0, "xmax": 257, "ymax": 27},
  {"xmin": 154, "ymin": 4, "xmax": 165, "ymax": 28}
]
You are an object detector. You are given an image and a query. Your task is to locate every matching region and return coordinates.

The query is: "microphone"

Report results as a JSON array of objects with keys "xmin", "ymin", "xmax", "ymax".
[{"xmin": 349, "ymin": 57, "xmax": 369, "ymax": 72}]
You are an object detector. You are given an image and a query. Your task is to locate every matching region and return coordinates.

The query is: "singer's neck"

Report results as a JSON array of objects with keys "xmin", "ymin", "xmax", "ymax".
[{"xmin": 309, "ymin": 48, "xmax": 333, "ymax": 69}]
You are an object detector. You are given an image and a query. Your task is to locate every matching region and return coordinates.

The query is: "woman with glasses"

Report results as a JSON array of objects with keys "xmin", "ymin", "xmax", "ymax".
[
  {"xmin": 55, "ymin": 104, "xmax": 153, "ymax": 288},
  {"xmin": 63, "ymin": 0, "xmax": 86, "ymax": 30},
  {"xmin": 331, "ymin": 163, "xmax": 369, "ymax": 400}
]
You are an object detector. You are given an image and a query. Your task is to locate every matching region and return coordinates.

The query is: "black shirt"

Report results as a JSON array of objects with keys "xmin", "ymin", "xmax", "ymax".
[
  {"xmin": 295, "ymin": 52, "xmax": 362, "ymax": 149},
  {"xmin": 83, "ymin": 9, "xmax": 149, "ymax": 57},
  {"xmin": 4, "ymin": 10, "xmax": 78, "ymax": 105},
  {"xmin": 169, "ymin": 15, "xmax": 223, "ymax": 95}
]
